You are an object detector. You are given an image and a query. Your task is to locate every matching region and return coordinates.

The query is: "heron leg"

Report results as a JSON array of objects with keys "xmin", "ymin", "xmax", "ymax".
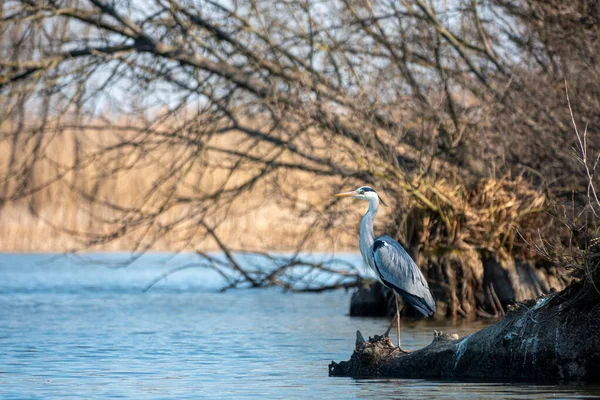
[
  {"xmin": 395, "ymin": 294, "xmax": 401, "ymax": 349},
  {"xmin": 383, "ymin": 294, "xmax": 404, "ymax": 351},
  {"xmin": 383, "ymin": 312, "xmax": 397, "ymax": 337}
]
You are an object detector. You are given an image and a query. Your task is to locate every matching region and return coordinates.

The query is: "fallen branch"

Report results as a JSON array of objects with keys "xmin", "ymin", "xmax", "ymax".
[{"xmin": 330, "ymin": 280, "xmax": 600, "ymax": 381}]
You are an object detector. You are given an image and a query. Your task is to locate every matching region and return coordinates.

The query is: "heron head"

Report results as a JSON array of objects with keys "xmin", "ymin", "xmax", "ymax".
[{"xmin": 334, "ymin": 186, "xmax": 387, "ymax": 206}]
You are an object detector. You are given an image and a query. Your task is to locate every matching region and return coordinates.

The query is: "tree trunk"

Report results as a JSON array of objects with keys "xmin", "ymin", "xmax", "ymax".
[{"xmin": 331, "ymin": 279, "xmax": 600, "ymax": 381}]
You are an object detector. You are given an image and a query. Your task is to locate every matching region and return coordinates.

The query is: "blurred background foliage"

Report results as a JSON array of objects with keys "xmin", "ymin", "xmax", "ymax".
[{"xmin": 1, "ymin": 0, "xmax": 599, "ymax": 318}]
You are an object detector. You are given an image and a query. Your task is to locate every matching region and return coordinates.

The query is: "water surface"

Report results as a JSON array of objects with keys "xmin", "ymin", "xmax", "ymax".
[{"xmin": 1, "ymin": 253, "xmax": 599, "ymax": 399}]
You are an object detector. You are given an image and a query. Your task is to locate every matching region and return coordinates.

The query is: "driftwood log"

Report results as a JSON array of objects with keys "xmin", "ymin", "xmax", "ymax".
[{"xmin": 331, "ymin": 279, "xmax": 600, "ymax": 381}]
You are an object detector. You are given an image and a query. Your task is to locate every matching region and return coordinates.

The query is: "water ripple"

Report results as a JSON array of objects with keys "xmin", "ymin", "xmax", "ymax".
[{"xmin": 1, "ymin": 254, "xmax": 600, "ymax": 399}]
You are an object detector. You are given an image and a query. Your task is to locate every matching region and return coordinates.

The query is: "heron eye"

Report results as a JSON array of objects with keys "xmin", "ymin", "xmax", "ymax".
[{"xmin": 359, "ymin": 190, "xmax": 364, "ymax": 194}]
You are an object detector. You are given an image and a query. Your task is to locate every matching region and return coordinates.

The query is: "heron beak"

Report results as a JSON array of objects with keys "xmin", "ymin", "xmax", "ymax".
[{"xmin": 334, "ymin": 191, "xmax": 358, "ymax": 198}]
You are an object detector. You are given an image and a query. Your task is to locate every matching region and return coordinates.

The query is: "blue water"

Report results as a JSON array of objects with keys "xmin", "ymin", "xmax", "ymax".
[{"xmin": 1, "ymin": 253, "xmax": 599, "ymax": 399}]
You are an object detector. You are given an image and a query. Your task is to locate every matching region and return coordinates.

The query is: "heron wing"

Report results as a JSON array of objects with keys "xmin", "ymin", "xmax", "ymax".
[{"xmin": 372, "ymin": 235, "xmax": 436, "ymax": 316}]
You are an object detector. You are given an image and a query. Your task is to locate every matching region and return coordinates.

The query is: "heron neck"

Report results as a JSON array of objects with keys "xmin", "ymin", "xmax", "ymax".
[{"xmin": 360, "ymin": 199, "xmax": 379, "ymax": 260}]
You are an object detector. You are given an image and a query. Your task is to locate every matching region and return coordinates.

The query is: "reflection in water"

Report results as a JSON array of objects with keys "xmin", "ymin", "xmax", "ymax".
[{"xmin": 0, "ymin": 253, "xmax": 599, "ymax": 399}]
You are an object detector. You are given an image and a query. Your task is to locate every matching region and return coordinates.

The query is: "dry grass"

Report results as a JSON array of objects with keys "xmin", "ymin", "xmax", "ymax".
[
  {"xmin": 0, "ymin": 123, "xmax": 551, "ymax": 255},
  {"xmin": 0, "ymin": 116, "xmax": 562, "ymax": 261},
  {"xmin": 409, "ymin": 176, "xmax": 548, "ymax": 257},
  {"xmin": 0, "ymin": 200, "xmax": 355, "ymax": 252},
  {"xmin": 0, "ymin": 125, "xmax": 360, "ymax": 253}
]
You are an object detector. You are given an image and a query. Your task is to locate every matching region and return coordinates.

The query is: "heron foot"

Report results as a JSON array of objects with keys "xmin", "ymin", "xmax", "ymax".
[{"xmin": 390, "ymin": 347, "xmax": 410, "ymax": 355}]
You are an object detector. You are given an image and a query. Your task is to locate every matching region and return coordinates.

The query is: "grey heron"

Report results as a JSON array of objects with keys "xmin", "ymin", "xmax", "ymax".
[{"xmin": 335, "ymin": 186, "xmax": 436, "ymax": 350}]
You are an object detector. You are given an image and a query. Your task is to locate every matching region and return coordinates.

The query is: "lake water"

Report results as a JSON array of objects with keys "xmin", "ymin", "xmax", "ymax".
[{"xmin": 1, "ymin": 253, "xmax": 599, "ymax": 399}]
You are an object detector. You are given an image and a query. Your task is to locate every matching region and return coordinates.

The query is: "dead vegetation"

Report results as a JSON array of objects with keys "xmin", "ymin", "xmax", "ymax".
[
  {"xmin": 1, "ymin": 0, "xmax": 599, "ymax": 315},
  {"xmin": 0, "ymin": 126, "xmax": 355, "ymax": 252}
]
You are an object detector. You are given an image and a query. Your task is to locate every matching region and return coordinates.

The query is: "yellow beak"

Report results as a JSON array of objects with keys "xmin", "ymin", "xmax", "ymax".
[{"xmin": 334, "ymin": 191, "xmax": 358, "ymax": 198}]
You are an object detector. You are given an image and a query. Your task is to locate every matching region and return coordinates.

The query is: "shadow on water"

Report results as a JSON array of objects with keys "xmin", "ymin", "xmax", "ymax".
[{"xmin": 0, "ymin": 253, "xmax": 599, "ymax": 399}]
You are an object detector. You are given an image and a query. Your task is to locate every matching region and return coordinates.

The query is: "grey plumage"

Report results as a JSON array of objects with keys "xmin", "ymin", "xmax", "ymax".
[
  {"xmin": 372, "ymin": 236, "xmax": 436, "ymax": 316},
  {"xmin": 337, "ymin": 185, "xmax": 436, "ymax": 317}
]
